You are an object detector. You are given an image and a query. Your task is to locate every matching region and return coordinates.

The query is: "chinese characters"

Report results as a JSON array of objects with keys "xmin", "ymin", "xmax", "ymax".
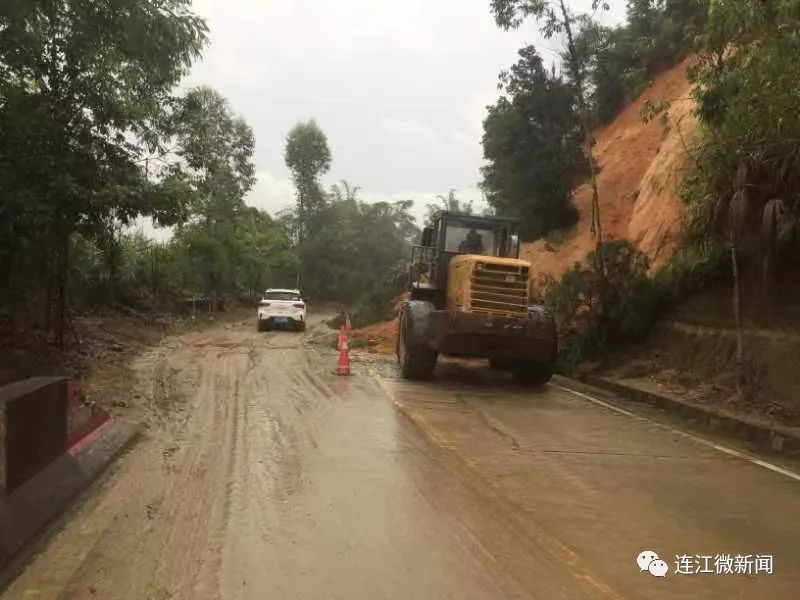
[{"xmin": 674, "ymin": 554, "xmax": 773, "ymax": 575}]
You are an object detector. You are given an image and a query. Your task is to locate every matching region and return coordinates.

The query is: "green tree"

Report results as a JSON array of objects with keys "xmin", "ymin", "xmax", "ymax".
[
  {"xmin": 491, "ymin": 0, "xmax": 606, "ymax": 260},
  {"xmin": 284, "ymin": 120, "xmax": 332, "ymax": 244},
  {"xmin": 425, "ymin": 189, "xmax": 473, "ymax": 225},
  {"xmin": 686, "ymin": 0, "xmax": 800, "ymax": 283},
  {"xmin": 298, "ymin": 182, "xmax": 418, "ymax": 310},
  {"xmin": 171, "ymin": 86, "xmax": 256, "ymax": 231},
  {"xmin": 167, "ymin": 86, "xmax": 256, "ymax": 307},
  {"xmin": 679, "ymin": 1, "xmax": 800, "ymax": 395},
  {"xmin": 577, "ymin": 0, "xmax": 707, "ymax": 126},
  {"xmin": 0, "ymin": 0, "xmax": 207, "ymax": 343},
  {"xmin": 218, "ymin": 207, "xmax": 297, "ymax": 300},
  {"xmin": 544, "ymin": 240, "xmax": 657, "ymax": 367},
  {"xmin": 573, "ymin": 23, "xmax": 634, "ymax": 125},
  {"xmin": 329, "ymin": 180, "xmax": 361, "ymax": 203},
  {"xmin": 481, "ymin": 45, "xmax": 582, "ymax": 239}
]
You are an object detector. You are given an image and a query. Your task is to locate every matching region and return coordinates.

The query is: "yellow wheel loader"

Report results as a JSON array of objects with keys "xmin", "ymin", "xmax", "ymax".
[{"xmin": 396, "ymin": 210, "xmax": 557, "ymax": 385}]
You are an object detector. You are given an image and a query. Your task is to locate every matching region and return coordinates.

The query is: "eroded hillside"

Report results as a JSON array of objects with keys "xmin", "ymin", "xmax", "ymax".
[
  {"xmin": 522, "ymin": 58, "xmax": 697, "ymax": 278},
  {"xmin": 356, "ymin": 59, "xmax": 699, "ymax": 348}
]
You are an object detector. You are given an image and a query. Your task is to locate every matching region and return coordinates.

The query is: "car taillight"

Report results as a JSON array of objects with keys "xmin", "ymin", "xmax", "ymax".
[
  {"xmin": 259, "ymin": 302, "xmax": 270, "ymax": 307},
  {"xmin": 293, "ymin": 303, "xmax": 305, "ymax": 309}
]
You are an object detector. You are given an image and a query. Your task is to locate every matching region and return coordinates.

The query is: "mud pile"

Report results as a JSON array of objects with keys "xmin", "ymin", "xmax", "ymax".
[{"xmin": 351, "ymin": 293, "xmax": 407, "ymax": 355}]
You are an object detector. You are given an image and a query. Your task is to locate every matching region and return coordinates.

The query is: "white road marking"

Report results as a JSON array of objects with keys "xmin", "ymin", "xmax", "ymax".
[{"xmin": 551, "ymin": 382, "xmax": 800, "ymax": 483}]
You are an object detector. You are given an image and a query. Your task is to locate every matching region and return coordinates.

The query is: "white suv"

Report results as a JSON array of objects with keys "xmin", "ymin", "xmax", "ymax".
[{"xmin": 257, "ymin": 289, "xmax": 307, "ymax": 332}]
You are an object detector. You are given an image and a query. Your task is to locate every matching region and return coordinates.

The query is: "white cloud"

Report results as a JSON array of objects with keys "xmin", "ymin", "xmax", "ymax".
[
  {"xmin": 171, "ymin": 1, "xmax": 626, "ymax": 229},
  {"xmin": 128, "ymin": 217, "xmax": 174, "ymax": 243},
  {"xmin": 377, "ymin": 117, "xmax": 443, "ymax": 146},
  {"xmin": 245, "ymin": 170, "xmax": 296, "ymax": 215}
]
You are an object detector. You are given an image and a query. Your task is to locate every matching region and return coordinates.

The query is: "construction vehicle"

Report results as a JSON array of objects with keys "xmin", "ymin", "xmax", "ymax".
[{"xmin": 396, "ymin": 210, "xmax": 557, "ymax": 385}]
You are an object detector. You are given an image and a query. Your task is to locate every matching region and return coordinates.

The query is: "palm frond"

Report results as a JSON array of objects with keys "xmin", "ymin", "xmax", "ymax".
[
  {"xmin": 761, "ymin": 197, "xmax": 787, "ymax": 247},
  {"xmin": 711, "ymin": 195, "xmax": 729, "ymax": 233},
  {"xmin": 728, "ymin": 189, "xmax": 749, "ymax": 234},
  {"xmin": 733, "ymin": 163, "xmax": 748, "ymax": 190}
]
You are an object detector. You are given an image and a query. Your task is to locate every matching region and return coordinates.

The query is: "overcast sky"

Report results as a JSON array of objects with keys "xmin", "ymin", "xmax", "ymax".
[{"xmin": 143, "ymin": 0, "xmax": 625, "ymax": 236}]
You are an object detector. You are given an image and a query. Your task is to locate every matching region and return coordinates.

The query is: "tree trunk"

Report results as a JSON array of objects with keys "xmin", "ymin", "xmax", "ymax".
[
  {"xmin": 731, "ymin": 241, "xmax": 745, "ymax": 396},
  {"xmin": 558, "ymin": 0, "xmax": 603, "ymax": 271},
  {"xmin": 151, "ymin": 247, "xmax": 158, "ymax": 295},
  {"xmin": 107, "ymin": 236, "xmax": 119, "ymax": 303},
  {"xmin": 297, "ymin": 197, "xmax": 305, "ymax": 245},
  {"xmin": 55, "ymin": 230, "xmax": 69, "ymax": 349},
  {"xmin": 43, "ymin": 250, "xmax": 53, "ymax": 331}
]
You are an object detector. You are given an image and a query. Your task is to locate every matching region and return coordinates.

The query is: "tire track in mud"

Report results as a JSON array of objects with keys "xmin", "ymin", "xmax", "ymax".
[
  {"xmin": 6, "ymin": 315, "xmax": 562, "ymax": 600},
  {"xmin": 222, "ymin": 363, "xmax": 292, "ymax": 596},
  {"xmin": 250, "ymin": 339, "xmax": 316, "ymax": 502},
  {"xmin": 0, "ymin": 322, "xmax": 328, "ymax": 600},
  {"xmin": 47, "ymin": 328, "xmax": 255, "ymax": 600},
  {"xmin": 217, "ymin": 330, "xmax": 332, "ymax": 597}
]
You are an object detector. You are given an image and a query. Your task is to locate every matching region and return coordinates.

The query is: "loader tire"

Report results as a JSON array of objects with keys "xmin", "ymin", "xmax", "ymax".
[
  {"xmin": 512, "ymin": 360, "xmax": 554, "ymax": 386},
  {"xmin": 512, "ymin": 336, "xmax": 557, "ymax": 386},
  {"xmin": 397, "ymin": 301, "xmax": 438, "ymax": 380}
]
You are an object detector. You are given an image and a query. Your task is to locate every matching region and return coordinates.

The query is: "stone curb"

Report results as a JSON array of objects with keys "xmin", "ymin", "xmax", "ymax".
[
  {"xmin": 0, "ymin": 419, "xmax": 140, "ymax": 571},
  {"xmin": 556, "ymin": 374, "xmax": 800, "ymax": 459}
]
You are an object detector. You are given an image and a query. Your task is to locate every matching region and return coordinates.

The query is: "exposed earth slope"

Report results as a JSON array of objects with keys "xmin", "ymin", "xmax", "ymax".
[
  {"xmin": 357, "ymin": 60, "xmax": 697, "ymax": 349},
  {"xmin": 522, "ymin": 58, "xmax": 696, "ymax": 278}
]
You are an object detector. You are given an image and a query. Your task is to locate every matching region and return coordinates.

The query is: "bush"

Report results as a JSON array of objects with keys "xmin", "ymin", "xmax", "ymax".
[
  {"xmin": 653, "ymin": 241, "xmax": 729, "ymax": 304},
  {"xmin": 350, "ymin": 293, "xmax": 396, "ymax": 329},
  {"xmin": 544, "ymin": 241, "xmax": 658, "ymax": 368},
  {"xmin": 329, "ymin": 291, "xmax": 399, "ymax": 332},
  {"xmin": 543, "ymin": 225, "xmax": 575, "ymax": 249}
]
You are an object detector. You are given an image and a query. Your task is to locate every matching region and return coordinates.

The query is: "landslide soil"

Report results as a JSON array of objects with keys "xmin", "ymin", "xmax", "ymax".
[{"xmin": 522, "ymin": 57, "xmax": 697, "ymax": 278}]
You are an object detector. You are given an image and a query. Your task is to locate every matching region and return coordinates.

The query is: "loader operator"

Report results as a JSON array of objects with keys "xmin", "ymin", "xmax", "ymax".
[{"xmin": 459, "ymin": 228, "xmax": 484, "ymax": 254}]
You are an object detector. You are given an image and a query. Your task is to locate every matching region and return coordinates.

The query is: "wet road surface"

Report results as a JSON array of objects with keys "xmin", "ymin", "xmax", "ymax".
[{"xmin": 2, "ymin": 316, "xmax": 799, "ymax": 599}]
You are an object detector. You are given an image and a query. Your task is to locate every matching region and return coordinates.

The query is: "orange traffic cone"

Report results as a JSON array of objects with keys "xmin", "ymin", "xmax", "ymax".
[
  {"xmin": 337, "ymin": 325, "xmax": 347, "ymax": 350},
  {"xmin": 336, "ymin": 338, "xmax": 351, "ymax": 376}
]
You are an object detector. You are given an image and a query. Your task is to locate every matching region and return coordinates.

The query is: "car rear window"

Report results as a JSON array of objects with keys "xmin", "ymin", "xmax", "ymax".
[{"xmin": 264, "ymin": 292, "xmax": 301, "ymax": 301}]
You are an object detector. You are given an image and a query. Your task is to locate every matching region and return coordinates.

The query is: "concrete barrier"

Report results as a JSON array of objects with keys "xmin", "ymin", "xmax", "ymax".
[
  {"xmin": 0, "ymin": 377, "xmax": 138, "ymax": 570},
  {"xmin": 0, "ymin": 419, "xmax": 138, "ymax": 568},
  {"xmin": 0, "ymin": 377, "xmax": 68, "ymax": 494}
]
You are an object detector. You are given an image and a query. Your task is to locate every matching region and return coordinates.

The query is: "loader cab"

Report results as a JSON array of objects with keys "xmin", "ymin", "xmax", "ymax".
[{"xmin": 409, "ymin": 211, "xmax": 521, "ymax": 305}]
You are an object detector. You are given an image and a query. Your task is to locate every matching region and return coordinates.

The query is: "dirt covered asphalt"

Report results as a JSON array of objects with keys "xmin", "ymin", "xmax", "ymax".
[{"xmin": 2, "ymin": 314, "xmax": 799, "ymax": 599}]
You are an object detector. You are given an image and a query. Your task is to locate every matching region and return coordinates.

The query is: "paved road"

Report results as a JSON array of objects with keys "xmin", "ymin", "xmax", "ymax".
[{"xmin": 2, "ymin": 316, "xmax": 798, "ymax": 599}]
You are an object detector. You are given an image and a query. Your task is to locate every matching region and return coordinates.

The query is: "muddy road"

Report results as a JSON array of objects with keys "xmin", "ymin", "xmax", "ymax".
[{"xmin": 2, "ymin": 315, "xmax": 799, "ymax": 599}]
